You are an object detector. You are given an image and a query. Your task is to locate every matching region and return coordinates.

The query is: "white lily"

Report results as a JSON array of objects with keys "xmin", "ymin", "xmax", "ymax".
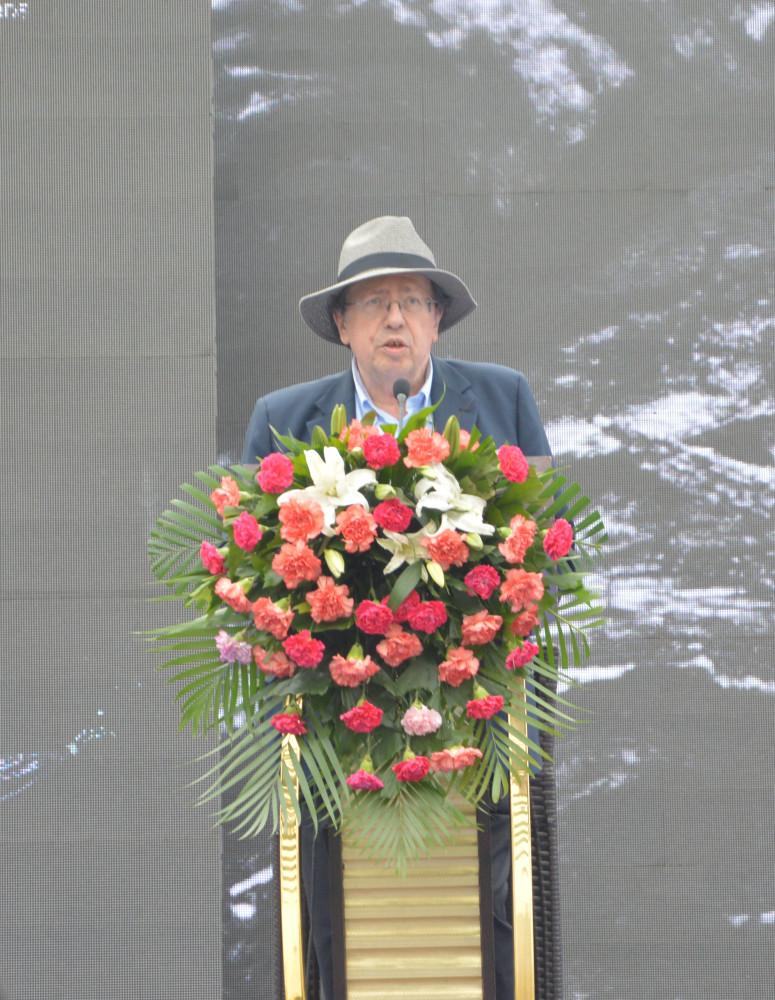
[
  {"xmin": 414, "ymin": 463, "xmax": 495, "ymax": 536},
  {"xmin": 278, "ymin": 447, "xmax": 376, "ymax": 527},
  {"xmin": 376, "ymin": 525, "xmax": 436, "ymax": 575}
]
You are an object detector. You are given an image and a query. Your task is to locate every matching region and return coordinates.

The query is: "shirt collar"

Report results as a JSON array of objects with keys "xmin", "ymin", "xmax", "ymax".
[{"xmin": 351, "ymin": 357, "xmax": 434, "ymax": 425}]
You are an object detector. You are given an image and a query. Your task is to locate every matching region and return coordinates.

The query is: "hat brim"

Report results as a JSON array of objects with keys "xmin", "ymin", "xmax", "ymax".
[{"xmin": 298, "ymin": 266, "xmax": 477, "ymax": 343}]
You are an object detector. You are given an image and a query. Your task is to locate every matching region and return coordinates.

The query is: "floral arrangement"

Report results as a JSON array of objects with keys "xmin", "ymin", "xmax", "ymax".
[{"xmin": 148, "ymin": 403, "xmax": 605, "ymax": 868}]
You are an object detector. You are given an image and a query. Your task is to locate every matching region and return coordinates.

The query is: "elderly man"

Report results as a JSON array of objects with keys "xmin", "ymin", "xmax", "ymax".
[{"xmin": 242, "ymin": 216, "xmax": 552, "ymax": 1000}]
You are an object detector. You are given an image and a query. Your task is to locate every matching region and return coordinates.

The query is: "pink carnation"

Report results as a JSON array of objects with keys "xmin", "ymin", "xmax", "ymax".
[
  {"xmin": 373, "ymin": 498, "xmax": 413, "ymax": 532},
  {"xmin": 463, "ymin": 564, "xmax": 500, "ymax": 600},
  {"xmin": 282, "ymin": 629, "xmax": 325, "ymax": 668},
  {"xmin": 355, "ymin": 599, "xmax": 394, "ymax": 636},
  {"xmin": 233, "ymin": 511, "xmax": 263, "ymax": 552},
  {"xmin": 214, "ymin": 577, "xmax": 252, "ymax": 614},
  {"xmin": 438, "ymin": 646, "xmax": 479, "ymax": 687},
  {"xmin": 346, "ymin": 770, "xmax": 384, "ymax": 792},
  {"xmin": 362, "ymin": 433, "xmax": 400, "ymax": 469},
  {"xmin": 270, "ymin": 712, "xmax": 307, "ymax": 736},
  {"xmin": 429, "ymin": 747, "xmax": 483, "ymax": 772},
  {"xmin": 498, "ymin": 444, "xmax": 529, "ymax": 483},
  {"xmin": 505, "ymin": 641, "xmax": 539, "ymax": 670},
  {"xmin": 329, "ymin": 654, "xmax": 380, "ymax": 687},
  {"xmin": 252, "ymin": 597, "xmax": 294, "ymax": 639},
  {"xmin": 256, "ymin": 453, "xmax": 294, "ymax": 493},
  {"xmin": 498, "ymin": 514, "xmax": 537, "ymax": 565},
  {"xmin": 403, "ymin": 428, "xmax": 450, "ymax": 468},
  {"xmin": 401, "ymin": 705, "xmax": 442, "ymax": 736},
  {"xmin": 461, "ymin": 611, "xmax": 503, "ymax": 646},
  {"xmin": 466, "ymin": 694, "xmax": 505, "ymax": 720},
  {"xmin": 499, "ymin": 569, "xmax": 545, "ymax": 612},
  {"xmin": 336, "ymin": 505, "xmax": 377, "ymax": 553},
  {"xmin": 544, "ymin": 518, "xmax": 574, "ymax": 560},
  {"xmin": 392, "ymin": 756, "xmax": 431, "ymax": 782},
  {"xmin": 272, "ymin": 541, "xmax": 322, "ymax": 590},
  {"xmin": 210, "ymin": 475, "xmax": 241, "ymax": 517},
  {"xmin": 307, "ymin": 576, "xmax": 354, "ymax": 623},
  {"xmin": 215, "ymin": 629, "xmax": 253, "ymax": 665},
  {"xmin": 199, "ymin": 540, "xmax": 225, "ymax": 575},
  {"xmin": 340, "ymin": 701, "xmax": 383, "ymax": 733}
]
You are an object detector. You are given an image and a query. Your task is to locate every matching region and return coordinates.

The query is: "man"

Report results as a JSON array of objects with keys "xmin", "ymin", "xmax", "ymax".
[{"xmin": 242, "ymin": 216, "xmax": 552, "ymax": 1000}]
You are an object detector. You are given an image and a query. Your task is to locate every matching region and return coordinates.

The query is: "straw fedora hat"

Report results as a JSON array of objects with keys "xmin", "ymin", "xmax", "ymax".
[{"xmin": 298, "ymin": 216, "xmax": 477, "ymax": 343}]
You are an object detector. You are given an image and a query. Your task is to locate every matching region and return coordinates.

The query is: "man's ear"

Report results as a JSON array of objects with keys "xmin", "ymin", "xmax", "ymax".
[{"xmin": 333, "ymin": 310, "xmax": 350, "ymax": 346}]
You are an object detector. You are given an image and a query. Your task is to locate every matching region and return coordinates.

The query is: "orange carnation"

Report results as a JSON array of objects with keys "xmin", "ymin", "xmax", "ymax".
[
  {"xmin": 272, "ymin": 541, "xmax": 322, "ymax": 590},
  {"xmin": 498, "ymin": 515, "xmax": 537, "ymax": 565},
  {"xmin": 421, "ymin": 528, "xmax": 469, "ymax": 570},
  {"xmin": 307, "ymin": 576, "xmax": 354, "ymax": 623},
  {"xmin": 510, "ymin": 603, "xmax": 540, "ymax": 637},
  {"xmin": 375, "ymin": 623, "xmax": 423, "ymax": 668},
  {"xmin": 340, "ymin": 418, "xmax": 380, "ymax": 451},
  {"xmin": 214, "ymin": 577, "xmax": 252, "ymax": 614},
  {"xmin": 253, "ymin": 646, "xmax": 296, "ymax": 679},
  {"xmin": 329, "ymin": 653, "xmax": 380, "ymax": 687},
  {"xmin": 438, "ymin": 646, "xmax": 479, "ymax": 687},
  {"xmin": 278, "ymin": 497, "xmax": 325, "ymax": 543},
  {"xmin": 210, "ymin": 475, "xmax": 241, "ymax": 517},
  {"xmin": 403, "ymin": 428, "xmax": 450, "ymax": 468},
  {"xmin": 499, "ymin": 569, "xmax": 545, "ymax": 612},
  {"xmin": 461, "ymin": 611, "xmax": 503, "ymax": 646},
  {"xmin": 336, "ymin": 505, "xmax": 377, "ymax": 554},
  {"xmin": 430, "ymin": 747, "xmax": 483, "ymax": 772},
  {"xmin": 252, "ymin": 597, "xmax": 294, "ymax": 639}
]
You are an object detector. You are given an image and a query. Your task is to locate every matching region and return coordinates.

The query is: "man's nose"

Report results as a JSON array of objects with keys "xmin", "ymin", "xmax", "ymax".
[{"xmin": 384, "ymin": 300, "xmax": 405, "ymax": 325}]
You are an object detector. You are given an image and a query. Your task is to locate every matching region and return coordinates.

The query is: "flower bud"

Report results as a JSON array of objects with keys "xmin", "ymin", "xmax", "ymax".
[
  {"xmin": 324, "ymin": 548, "xmax": 345, "ymax": 578},
  {"xmin": 374, "ymin": 483, "xmax": 396, "ymax": 500},
  {"xmin": 465, "ymin": 532, "xmax": 483, "ymax": 549},
  {"xmin": 330, "ymin": 404, "xmax": 346, "ymax": 437},
  {"xmin": 426, "ymin": 560, "xmax": 445, "ymax": 588}
]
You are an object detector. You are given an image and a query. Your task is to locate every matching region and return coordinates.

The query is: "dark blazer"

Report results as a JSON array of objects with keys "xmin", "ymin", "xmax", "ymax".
[{"xmin": 241, "ymin": 356, "xmax": 551, "ymax": 462}]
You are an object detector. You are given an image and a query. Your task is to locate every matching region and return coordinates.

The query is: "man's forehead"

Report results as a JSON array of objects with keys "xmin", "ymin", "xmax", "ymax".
[{"xmin": 350, "ymin": 273, "xmax": 433, "ymax": 296}]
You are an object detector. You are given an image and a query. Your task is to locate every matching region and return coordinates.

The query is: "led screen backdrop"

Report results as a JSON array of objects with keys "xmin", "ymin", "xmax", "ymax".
[{"xmin": 213, "ymin": 2, "xmax": 775, "ymax": 998}]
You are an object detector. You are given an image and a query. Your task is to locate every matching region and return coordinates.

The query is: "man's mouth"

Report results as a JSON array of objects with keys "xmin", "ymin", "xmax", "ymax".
[{"xmin": 381, "ymin": 339, "xmax": 408, "ymax": 350}]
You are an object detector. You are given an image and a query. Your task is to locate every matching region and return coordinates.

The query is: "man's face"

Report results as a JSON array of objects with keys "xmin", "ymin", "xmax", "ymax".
[{"xmin": 333, "ymin": 274, "xmax": 442, "ymax": 396}]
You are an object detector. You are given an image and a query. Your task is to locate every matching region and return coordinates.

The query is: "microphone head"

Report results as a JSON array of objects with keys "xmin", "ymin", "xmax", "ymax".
[{"xmin": 392, "ymin": 378, "xmax": 411, "ymax": 400}]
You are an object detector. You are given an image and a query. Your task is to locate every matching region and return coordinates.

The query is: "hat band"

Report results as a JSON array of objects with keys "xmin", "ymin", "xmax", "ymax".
[{"xmin": 337, "ymin": 251, "xmax": 436, "ymax": 282}]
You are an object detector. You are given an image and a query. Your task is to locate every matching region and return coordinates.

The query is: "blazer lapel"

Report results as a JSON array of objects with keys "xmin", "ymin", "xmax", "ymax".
[
  {"xmin": 304, "ymin": 369, "xmax": 357, "ymax": 443},
  {"xmin": 430, "ymin": 357, "xmax": 478, "ymax": 433}
]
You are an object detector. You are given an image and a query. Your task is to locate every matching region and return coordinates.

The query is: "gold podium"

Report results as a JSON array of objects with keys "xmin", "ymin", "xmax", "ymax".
[{"xmin": 278, "ymin": 694, "xmax": 535, "ymax": 1000}]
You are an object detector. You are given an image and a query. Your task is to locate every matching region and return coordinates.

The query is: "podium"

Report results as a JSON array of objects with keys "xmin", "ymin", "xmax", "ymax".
[{"xmin": 276, "ymin": 702, "xmax": 562, "ymax": 1000}]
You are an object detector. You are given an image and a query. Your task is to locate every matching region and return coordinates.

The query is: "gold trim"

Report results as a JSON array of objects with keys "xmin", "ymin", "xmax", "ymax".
[
  {"xmin": 279, "ymin": 735, "xmax": 306, "ymax": 1000},
  {"xmin": 510, "ymin": 691, "xmax": 535, "ymax": 1000}
]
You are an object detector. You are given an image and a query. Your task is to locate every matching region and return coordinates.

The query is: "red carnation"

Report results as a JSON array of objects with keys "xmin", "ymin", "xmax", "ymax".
[
  {"xmin": 505, "ymin": 641, "xmax": 539, "ymax": 669},
  {"xmin": 373, "ymin": 498, "xmax": 413, "ymax": 533},
  {"xmin": 392, "ymin": 755, "xmax": 431, "ymax": 782},
  {"xmin": 466, "ymin": 694, "xmax": 505, "ymax": 719},
  {"xmin": 257, "ymin": 452, "xmax": 294, "ymax": 493},
  {"xmin": 463, "ymin": 564, "xmax": 500, "ymax": 600},
  {"xmin": 199, "ymin": 540, "xmax": 225, "ymax": 575},
  {"xmin": 406, "ymin": 599, "xmax": 448, "ymax": 634},
  {"xmin": 340, "ymin": 701, "xmax": 383, "ymax": 733},
  {"xmin": 346, "ymin": 770, "xmax": 385, "ymax": 791},
  {"xmin": 393, "ymin": 590, "xmax": 421, "ymax": 623},
  {"xmin": 355, "ymin": 599, "xmax": 394, "ymax": 635},
  {"xmin": 282, "ymin": 630, "xmax": 325, "ymax": 668},
  {"xmin": 232, "ymin": 511, "xmax": 263, "ymax": 552},
  {"xmin": 270, "ymin": 712, "xmax": 307, "ymax": 736},
  {"xmin": 543, "ymin": 518, "xmax": 574, "ymax": 560},
  {"xmin": 498, "ymin": 444, "xmax": 529, "ymax": 483},
  {"xmin": 363, "ymin": 433, "xmax": 401, "ymax": 469}
]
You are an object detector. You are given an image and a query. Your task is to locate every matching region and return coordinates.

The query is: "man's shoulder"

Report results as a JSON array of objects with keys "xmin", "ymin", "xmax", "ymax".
[
  {"xmin": 436, "ymin": 357, "xmax": 529, "ymax": 386},
  {"xmin": 260, "ymin": 369, "xmax": 349, "ymax": 407}
]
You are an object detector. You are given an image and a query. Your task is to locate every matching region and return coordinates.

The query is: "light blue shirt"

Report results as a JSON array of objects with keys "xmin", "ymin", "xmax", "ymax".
[{"xmin": 351, "ymin": 357, "xmax": 434, "ymax": 428}]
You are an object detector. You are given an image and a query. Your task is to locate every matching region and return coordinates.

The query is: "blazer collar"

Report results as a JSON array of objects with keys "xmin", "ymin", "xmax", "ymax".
[{"xmin": 305, "ymin": 358, "xmax": 478, "ymax": 441}]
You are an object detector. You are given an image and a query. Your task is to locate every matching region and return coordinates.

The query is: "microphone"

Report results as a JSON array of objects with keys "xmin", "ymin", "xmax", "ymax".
[{"xmin": 392, "ymin": 378, "xmax": 410, "ymax": 429}]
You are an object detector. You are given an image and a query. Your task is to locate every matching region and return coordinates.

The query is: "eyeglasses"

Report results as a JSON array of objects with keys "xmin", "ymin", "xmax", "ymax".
[{"xmin": 344, "ymin": 294, "xmax": 438, "ymax": 318}]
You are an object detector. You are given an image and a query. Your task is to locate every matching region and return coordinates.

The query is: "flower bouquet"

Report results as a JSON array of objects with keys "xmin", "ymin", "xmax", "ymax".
[{"xmin": 148, "ymin": 403, "xmax": 605, "ymax": 868}]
